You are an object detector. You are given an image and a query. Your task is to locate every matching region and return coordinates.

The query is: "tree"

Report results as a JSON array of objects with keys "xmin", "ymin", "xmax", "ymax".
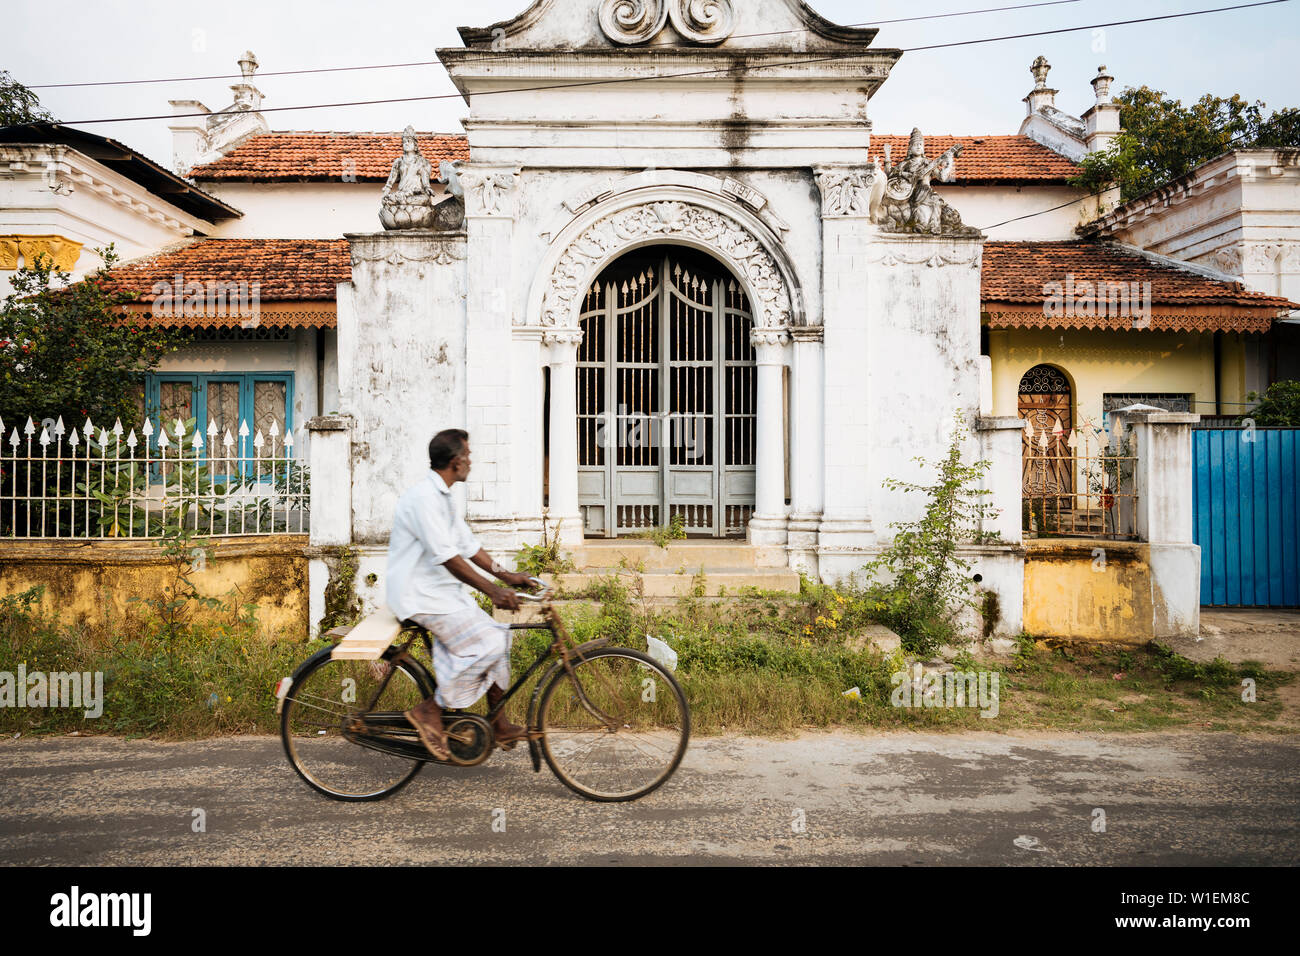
[
  {"xmin": 1239, "ymin": 380, "xmax": 1300, "ymax": 427},
  {"xmin": 1071, "ymin": 86, "xmax": 1300, "ymax": 202},
  {"xmin": 0, "ymin": 246, "xmax": 191, "ymax": 435},
  {"xmin": 0, "ymin": 70, "xmax": 54, "ymax": 126}
]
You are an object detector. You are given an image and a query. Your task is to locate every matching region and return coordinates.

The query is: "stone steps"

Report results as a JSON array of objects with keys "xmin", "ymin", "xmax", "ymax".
[
  {"xmin": 553, "ymin": 568, "xmax": 800, "ymax": 597},
  {"xmin": 569, "ymin": 539, "xmax": 759, "ymax": 571}
]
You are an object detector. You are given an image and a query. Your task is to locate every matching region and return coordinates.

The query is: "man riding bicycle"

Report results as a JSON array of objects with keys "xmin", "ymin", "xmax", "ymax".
[{"xmin": 385, "ymin": 428, "xmax": 534, "ymax": 761}]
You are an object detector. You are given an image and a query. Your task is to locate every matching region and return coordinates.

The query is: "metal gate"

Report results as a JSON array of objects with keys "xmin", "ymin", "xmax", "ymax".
[
  {"xmin": 576, "ymin": 249, "xmax": 756, "ymax": 537},
  {"xmin": 1193, "ymin": 427, "xmax": 1299, "ymax": 607}
]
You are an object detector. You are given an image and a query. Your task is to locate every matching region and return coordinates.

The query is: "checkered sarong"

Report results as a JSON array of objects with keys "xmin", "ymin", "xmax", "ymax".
[{"xmin": 408, "ymin": 606, "xmax": 511, "ymax": 710}]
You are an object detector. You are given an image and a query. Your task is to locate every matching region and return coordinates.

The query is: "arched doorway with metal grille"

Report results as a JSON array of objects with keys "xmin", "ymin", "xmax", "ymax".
[
  {"xmin": 1019, "ymin": 362, "xmax": 1074, "ymax": 514},
  {"xmin": 575, "ymin": 245, "xmax": 757, "ymax": 538}
]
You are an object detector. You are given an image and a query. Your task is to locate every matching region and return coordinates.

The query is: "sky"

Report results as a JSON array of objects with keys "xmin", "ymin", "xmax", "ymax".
[{"xmin": 3, "ymin": 0, "xmax": 1299, "ymax": 169}]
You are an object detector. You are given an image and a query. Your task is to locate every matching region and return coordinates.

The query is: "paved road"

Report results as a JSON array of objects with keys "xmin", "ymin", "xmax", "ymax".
[{"xmin": 1, "ymin": 730, "xmax": 1297, "ymax": 865}]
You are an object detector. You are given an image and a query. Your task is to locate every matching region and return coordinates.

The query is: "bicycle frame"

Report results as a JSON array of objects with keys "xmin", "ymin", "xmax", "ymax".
[{"xmin": 347, "ymin": 597, "xmax": 617, "ymax": 771}]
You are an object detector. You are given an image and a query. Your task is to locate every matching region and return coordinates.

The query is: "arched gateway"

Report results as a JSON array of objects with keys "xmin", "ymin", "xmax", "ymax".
[{"xmin": 576, "ymin": 246, "xmax": 757, "ymax": 537}]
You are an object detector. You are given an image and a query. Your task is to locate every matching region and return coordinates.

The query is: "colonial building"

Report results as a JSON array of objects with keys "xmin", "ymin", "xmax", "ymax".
[{"xmin": 5, "ymin": 0, "xmax": 1298, "ymax": 631}]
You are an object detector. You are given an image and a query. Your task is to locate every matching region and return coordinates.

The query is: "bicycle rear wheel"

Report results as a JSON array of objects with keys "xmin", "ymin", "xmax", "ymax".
[
  {"xmin": 280, "ymin": 647, "xmax": 430, "ymax": 801},
  {"xmin": 538, "ymin": 647, "xmax": 689, "ymax": 802}
]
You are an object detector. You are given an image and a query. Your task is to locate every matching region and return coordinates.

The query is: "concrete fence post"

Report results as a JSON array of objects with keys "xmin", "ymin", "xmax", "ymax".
[
  {"xmin": 306, "ymin": 415, "xmax": 353, "ymax": 636},
  {"xmin": 1111, "ymin": 406, "xmax": 1201, "ymax": 638},
  {"xmin": 307, "ymin": 415, "xmax": 354, "ymax": 547}
]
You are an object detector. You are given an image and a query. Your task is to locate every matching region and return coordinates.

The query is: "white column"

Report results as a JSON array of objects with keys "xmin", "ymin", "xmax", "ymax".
[
  {"xmin": 748, "ymin": 328, "xmax": 790, "ymax": 554},
  {"xmin": 812, "ymin": 165, "xmax": 876, "ymax": 578},
  {"xmin": 306, "ymin": 414, "xmax": 352, "ymax": 547},
  {"xmin": 545, "ymin": 329, "xmax": 584, "ymax": 546},
  {"xmin": 788, "ymin": 326, "xmax": 824, "ymax": 575}
]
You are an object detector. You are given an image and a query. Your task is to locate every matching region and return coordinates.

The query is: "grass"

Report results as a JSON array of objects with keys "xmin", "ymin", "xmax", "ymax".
[{"xmin": 1, "ymin": 578, "xmax": 1293, "ymax": 739}]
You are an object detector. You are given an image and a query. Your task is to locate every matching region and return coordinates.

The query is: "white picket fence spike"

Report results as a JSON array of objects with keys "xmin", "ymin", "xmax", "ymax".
[
  {"xmin": 238, "ymin": 420, "xmax": 250, "ymax": 438},
  {"xmin": 98, "ymin": 428, "xmax": 110, "ymax": 446},
  {"xmin": 207, "ymin": 419, "xmax": 218, "ymax": 437},
  {"xmin": 174, "ymin": 418, "xmax": 185, "ymax": 438},
  {"xmin": 68, "ymin": 428, "xmax": 79, "ymax": 447},
  {"xmin": 1038, "ymin": 431, "xmax": 1048, "ymax": 449},
  {"xmin": 283, "ymin": 429, "xmax": 294, "ymax": 449},
  {"xmin": 142, "ymin": 418, "xmax": 154, "ymax": 437},
  {"xmin": 83, "ymin": 417, "xmax": 94, "ymax": 436},
  {"xmin": 193, "ymin": 432, "xmax": 204, "ymax": 450},
  {"xmin": 158, "ymin": 428, "xmax": 169, "ymax": 449},
  {"xmin": 53, "ymin": 416, "xmax": 65, "ymax": 436},
  {"xmin": 253, "ymin": 430, "xmax": 265, "ymax": 450},
  {"xmin": 1066, "ymin": 429, "xmax": 1077, "ymax": 449},
  {"xmin": 112, "ymin": 419, "xmax": 123, "ymax": 437},
  {"xmin": 8, "ymin": 429, "xmax": 18, "ymax": 448},
  {"xmin": 38, "ymin": 428, "xmax": 50, "ymax": 447},
  {"xmin": 222, "ymin": 429, "xmax": 234, "ymax": 448},
  {"xmin": 24, "ymin": 417, "xmax": 35, "ymax": 435},
  {"xmin": 269, "ymin": 420, "xmax": 280, "ymax": 437},
  {"xmin": 126, "ymin": 430, "xmax": 137, "ymax": 449}
]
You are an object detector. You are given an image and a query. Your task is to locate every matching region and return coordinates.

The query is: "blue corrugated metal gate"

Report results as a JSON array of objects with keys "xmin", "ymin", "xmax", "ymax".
[{"xmin": 1193, "ymin": 428, "xmax": 1299, "ymax": 607}]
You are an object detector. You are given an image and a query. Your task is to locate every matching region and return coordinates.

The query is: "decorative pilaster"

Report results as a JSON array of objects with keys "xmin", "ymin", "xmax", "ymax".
[
  {"xmin": 748, "ymin": 328, "xmax": 790, "ymax": 552},
  {"xmin": 788, "ymin": 325, "xmax": 824, "ymax": 576},
  {"xmin": 544, "ymin": 328, "xmax": 585, "ymax": 547},
  {"xmin": 814, "ymin": 165, "xmax": 876, "ymax": 571},
  {"xmin": 461, "ymin": 165, "xmax": 522, "ymax": 527}
]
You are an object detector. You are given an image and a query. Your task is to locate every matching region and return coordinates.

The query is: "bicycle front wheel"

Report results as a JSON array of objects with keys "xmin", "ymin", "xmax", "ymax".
[
  {"xmin": 538, "ymin": 647, "xmax": 690, "ymax": 802},
  {"xmin": 280, "ymin": 647, "xmax": 430, "ymax": 801}
]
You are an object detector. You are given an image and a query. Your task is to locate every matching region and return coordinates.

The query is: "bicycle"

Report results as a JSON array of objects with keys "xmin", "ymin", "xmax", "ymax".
[{"xmin": 277, "ymin": 578, "xmax": 690, "ymax": 803}]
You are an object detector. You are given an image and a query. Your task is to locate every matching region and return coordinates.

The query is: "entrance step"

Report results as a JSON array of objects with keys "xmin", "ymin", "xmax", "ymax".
[
  {"xmin": 553, "ymin": 568, "xmax": 800, "ymax": 598},
  {"xmin": 570, "ymin": 539, "xmax": 761, "ymax": 571}
]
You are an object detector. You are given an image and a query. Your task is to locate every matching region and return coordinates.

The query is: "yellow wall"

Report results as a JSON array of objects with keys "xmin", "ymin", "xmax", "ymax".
[
  {"xmin": 1022, "ymin": 540, "xmax": 1155, "ymax": 643},
  {"xmin": 0, "ymin": 536, "xmax": 309, "ymax": 637},
  {"xmin": 988, "ymin": 327, "xmax": 1218, "ymax": 426}
]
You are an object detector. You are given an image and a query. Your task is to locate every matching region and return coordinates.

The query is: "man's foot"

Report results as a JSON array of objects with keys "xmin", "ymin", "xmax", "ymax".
[
  {"xmin": 487, "ymin": 685, "xmax": 527, "ymax": 750},
  {"xmin": 404, "ymin": 697, "xmax": 451, "ymax": 761}
]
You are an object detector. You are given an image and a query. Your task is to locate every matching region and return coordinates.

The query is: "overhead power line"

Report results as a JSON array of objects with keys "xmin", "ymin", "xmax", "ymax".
[
  {"xmin": 28, "ymin": 1, "xmax": 1083, "ymax": 89},
  {"xmin": 7, "ymin": 0, "xmax": 1289, "ymax": 129}
]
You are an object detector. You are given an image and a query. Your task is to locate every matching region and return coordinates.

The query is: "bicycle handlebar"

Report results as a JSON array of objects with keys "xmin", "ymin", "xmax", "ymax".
[{"xmin": 514, "ymin": 576, "xmax": 554, "ymax": 603}]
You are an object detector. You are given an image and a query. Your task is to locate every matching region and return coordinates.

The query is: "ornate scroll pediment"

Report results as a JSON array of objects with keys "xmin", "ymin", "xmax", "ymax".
[{"xmin": 599, "ymin": 0, "xmax": 735, "ymax": 45}]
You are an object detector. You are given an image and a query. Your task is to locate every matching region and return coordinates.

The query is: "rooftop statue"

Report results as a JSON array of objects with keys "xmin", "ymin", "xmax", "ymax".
[
  {"xmin": 380, "ymin": 127, "xmax": 464, "ymax": 231},
  {"xmin": 872, "ymin": 128, "xmax": 979, "ymax": 236}
]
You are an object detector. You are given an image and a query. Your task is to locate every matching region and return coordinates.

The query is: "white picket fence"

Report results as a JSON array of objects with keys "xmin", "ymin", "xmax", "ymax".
[{"xmin": 1, "ymin": 414, "xmax": 308, "ymax": 539}]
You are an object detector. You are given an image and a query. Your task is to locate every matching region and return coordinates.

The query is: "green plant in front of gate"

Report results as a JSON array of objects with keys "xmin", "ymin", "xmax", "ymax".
[
  {"xmin": 864, "ymin": 411, "xmax": 998, "ymax": 658},
  {"xmin": 635, "ymin": 511, "xmax": 687, "ymax": 548},
  {"xmin": 514, "ymin": 515, "xmax": 575, "ymax": 577}
]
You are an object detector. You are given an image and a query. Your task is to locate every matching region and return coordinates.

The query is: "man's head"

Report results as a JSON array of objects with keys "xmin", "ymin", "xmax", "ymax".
[{"xmin": 429, "ymin": 428, "xmax": 470, "ymax": 484}]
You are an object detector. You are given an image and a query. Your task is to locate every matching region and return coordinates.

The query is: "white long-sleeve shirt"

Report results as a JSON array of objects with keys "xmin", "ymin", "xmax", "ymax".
[{"xmin": 385, "ymin": 471, "xmax": 483, "ymax": 621}]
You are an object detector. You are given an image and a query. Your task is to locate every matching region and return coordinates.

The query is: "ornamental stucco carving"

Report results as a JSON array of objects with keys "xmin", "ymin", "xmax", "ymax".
[
  {"xmin": 541, "ymin": 200, "xmax": 793, "ymax": 328},
  {"xmin": 865, "ymin": 246, "xmax": 983, "ymax": 269},
  {"xmin": 351, "ymin": 240, "xmax": 466, "ymax": 268},
  {"xmin": 599, "ymin": 0, "xmax": 735, "ymax": 45},
  {"xmin": 451, "ymin": 164, "xmax": 520, "ymax": 218},
  {"xmin": 814, "ymin": 167, "xmax": 874, "ymax": 218}
]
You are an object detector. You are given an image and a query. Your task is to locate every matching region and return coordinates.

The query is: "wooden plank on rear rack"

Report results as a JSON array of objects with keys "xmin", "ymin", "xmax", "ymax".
[{"xmin": 330, "ymin": 609, "xmax": 404, "ymax": 660}]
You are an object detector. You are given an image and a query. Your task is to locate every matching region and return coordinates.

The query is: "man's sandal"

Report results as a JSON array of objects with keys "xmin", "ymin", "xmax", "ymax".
[{"xmin": 405, "ymin": 707, "xmax": 452, "ymax": 761}]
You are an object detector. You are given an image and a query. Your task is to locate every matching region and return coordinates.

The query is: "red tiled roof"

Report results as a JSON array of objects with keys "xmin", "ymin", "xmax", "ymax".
[
  {"xmin": 188, "ymin": 131, "xmax": 1079, "ymax": 184},
  {"xmin": 982, "ymin": 241, "xmax": 1297, "ymax": 333},
  {"xmin": 111, "ymin": 239, "xmax": 349, "ymax": 328},
  {"xmin": 190, "ymin": 131, "xmax": 471, "ymax": 182},
  {"xmin": 869, "ymin": 135, "xmax": 1081, "ymax": 184}
]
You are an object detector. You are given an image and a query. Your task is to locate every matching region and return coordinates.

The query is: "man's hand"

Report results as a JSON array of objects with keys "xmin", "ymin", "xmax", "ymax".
[
  {"xmin": 488, "ymin": 585, "xmax": 522, "ymax": 611},
  {"xmin": 498, "ymin": 570, "xmax": 534, "ymax": 591}
]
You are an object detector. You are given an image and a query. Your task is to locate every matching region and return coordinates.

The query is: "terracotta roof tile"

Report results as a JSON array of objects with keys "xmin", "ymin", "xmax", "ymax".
[
  {"xmin": 869, "ymin": 135, "xmax": 1081, "ymax": 183},
  {"xmin": 189, "ymin": 131, "xmax": 1079, "ymax": 184},
  {"xmin": 111, "ymin": 238, "xmax": 349, "ymax": 327},
  {"xmin": 982, "ymin": 240, "xmax": 1297, "ymax": 332},
  {"xmin": 190, "ymin": 131, "xmax": 471, "ymax": 182}
]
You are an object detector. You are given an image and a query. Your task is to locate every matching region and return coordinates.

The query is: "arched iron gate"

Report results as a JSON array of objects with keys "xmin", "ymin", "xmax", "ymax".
[{"xmin": 576, "ymin": 249, "xmax": 756, "ymax": 537}]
